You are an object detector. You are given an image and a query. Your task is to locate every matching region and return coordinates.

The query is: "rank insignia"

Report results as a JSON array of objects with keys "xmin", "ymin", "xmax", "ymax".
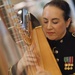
[{"xmin": 64, "ymin": 56, "xmax": 74, "ymax": 70}]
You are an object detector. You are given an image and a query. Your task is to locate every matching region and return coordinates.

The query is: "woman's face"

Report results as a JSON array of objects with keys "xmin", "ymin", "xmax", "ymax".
[{"xmin": 42, "ymin": 6, "xmax": 70, "ymax": 40}]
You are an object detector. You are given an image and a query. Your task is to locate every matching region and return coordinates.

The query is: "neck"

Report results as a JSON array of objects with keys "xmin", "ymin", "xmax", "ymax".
[{"xmin": 55, "ymin": 30, "xmax": 67, "ymax": 41}]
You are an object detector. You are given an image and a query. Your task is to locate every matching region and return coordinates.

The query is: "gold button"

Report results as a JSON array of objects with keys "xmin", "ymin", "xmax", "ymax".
[
  {"xmin": 55, "ymin": 50, "xmax": 58, "ymax": 54},
  {"xmin": 65, "ymin": 63, "xmax": 68, "ymax": 66},
  {"xmin": 64, "ymin": 67, "xmax": 67, "ymax": 70},
  {"xmin": 71, "ymin": 64, "xmax": 73, "ymax": 66},
  {"xmin": 70, "ymin": 67, "xmax": 73, "ymax": 70},
  {"xmin": 60, "ymin": 40, "xmax": 63, "ymax": 43},
  {"xmin": 56, "ymin": 58, "xmax": 59, "ymax": 62},
  {"xmin": 68, "ymin": 63, "xmax": 71, "ymax": 66}
]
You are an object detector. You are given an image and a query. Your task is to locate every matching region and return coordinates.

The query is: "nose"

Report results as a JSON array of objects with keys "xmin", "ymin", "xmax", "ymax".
[{"xmin": 47, "ymin": 21, "xmax": 53, "ymax": 29}]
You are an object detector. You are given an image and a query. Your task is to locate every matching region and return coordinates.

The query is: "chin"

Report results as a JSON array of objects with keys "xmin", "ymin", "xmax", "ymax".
[{"xmin": 47, "ymin": 36, "xmax": 56, "ymax": 41}]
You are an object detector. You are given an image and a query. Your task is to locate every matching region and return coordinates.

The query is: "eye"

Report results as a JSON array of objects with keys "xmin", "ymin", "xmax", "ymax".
[
  {"xmin": 52, "ymin": 20, "xmax": 59, "ymax": 24},
  {"xmin": 43, "ymin": 20, "xmax": 48, "ymax": 24},
  {"xmin": 44, "ymin": 21, "xmax": 48, "ymax": 24},
  {"xmin": 53, "ymin": 21, "xmax": 58, "ymax": 24}
]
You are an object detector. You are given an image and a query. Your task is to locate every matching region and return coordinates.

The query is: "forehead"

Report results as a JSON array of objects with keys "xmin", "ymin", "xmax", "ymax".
[{"xmin": 42, "ymin": 6, "xmax": 64, "ymax": 19}]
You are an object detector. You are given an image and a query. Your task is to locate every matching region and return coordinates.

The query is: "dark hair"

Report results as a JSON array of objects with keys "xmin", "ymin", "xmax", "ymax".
[{"xmin": 43, "ymin": 0, "xmax": 71, "ymax": 21}]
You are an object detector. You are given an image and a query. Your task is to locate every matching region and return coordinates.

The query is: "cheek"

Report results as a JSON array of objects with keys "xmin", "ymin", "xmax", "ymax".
[
  {"xmin": 55, "ymin": 24, "xmax": 66, "ymax": 34},
  {"xmin": 42, "ymin": 25, "xmax": 46, "ymax": 30}
]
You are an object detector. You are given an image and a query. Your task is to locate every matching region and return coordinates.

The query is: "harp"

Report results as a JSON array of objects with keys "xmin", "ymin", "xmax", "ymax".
[
  {"xmin": 0, "ymin": 0, "xmax": 62, "ymax": 74},
  {"xmin": 23, "ymin": 13, "xmax": 62, "ymax": 75}
]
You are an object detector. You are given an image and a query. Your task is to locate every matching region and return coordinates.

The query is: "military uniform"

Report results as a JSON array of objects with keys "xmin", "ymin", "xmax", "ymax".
[{"xmin": 47, "ymin": 31, "xmax": 75, "ymax": 75}]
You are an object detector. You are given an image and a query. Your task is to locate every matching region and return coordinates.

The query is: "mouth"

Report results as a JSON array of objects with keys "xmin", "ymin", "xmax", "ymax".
[{"xmin": 46, "ymin": 32, "xmax": 55, "ymax": 35}]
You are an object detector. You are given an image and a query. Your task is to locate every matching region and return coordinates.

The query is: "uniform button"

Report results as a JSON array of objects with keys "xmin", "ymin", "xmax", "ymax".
[
  {"xmin": 60, "ymin": 39, "xmax": 63, "ymax": 43},
  {"xmin": 56, "ymin": 58, "xmax": 59, "ymax": 62},
  {"xmin": 55, "ymin": 50, "xmax": 58, "ymax": 54}
]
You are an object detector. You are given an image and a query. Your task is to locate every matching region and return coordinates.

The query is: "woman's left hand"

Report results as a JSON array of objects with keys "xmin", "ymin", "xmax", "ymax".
[{"xmin": 36, "ymin": 66, "xmax": 51, "ymax": 75}]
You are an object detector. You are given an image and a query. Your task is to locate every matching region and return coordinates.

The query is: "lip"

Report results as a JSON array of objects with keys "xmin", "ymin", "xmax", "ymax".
[{"xmin": 46, "ymin": 32, "xmax": 55, "ymax": 35}]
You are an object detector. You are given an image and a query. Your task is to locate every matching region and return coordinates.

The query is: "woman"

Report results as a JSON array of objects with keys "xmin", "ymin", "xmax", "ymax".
[{"xmin": 11, "ymin": 0, "xmax": 75, "ymax": 75}]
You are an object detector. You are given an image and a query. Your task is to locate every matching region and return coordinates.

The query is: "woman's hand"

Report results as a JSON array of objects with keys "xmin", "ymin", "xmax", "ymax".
[
  {"xmin": 17, "ymin": 44, "xmax": 37, "ymax": 74},
  {"xmin": 36, "ymin": 66, "xmax": 51, "ymax": 75}
]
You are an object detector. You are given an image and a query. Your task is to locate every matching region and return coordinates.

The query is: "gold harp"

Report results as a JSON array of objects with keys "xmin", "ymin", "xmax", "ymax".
[{"xmin": 21, "ymin": 12, "xmax": 62, "ymax": 75}]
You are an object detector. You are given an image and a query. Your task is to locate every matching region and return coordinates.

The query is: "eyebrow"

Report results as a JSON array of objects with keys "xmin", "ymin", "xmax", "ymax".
[
  {"xmin": 52, "ymin": 18, "xmax": 59, "ymax": 21},
  {"xmin": 43, "ymin": 18, "xmax": 59, "ymax": 20},
  {"xmin": 43, "ymin": 18, "xmax": 48, "ymax": 20}
]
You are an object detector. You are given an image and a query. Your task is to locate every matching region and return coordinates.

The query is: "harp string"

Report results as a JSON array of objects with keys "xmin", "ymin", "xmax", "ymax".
[{"xmin": 0, "ymin": 0, "xmax": 36, "ymax": 75}]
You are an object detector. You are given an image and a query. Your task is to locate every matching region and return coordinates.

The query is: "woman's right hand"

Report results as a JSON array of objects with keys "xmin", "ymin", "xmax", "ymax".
[{"xmin": 17, "ymin": 44, "xmax": 37, "ymax": 74}]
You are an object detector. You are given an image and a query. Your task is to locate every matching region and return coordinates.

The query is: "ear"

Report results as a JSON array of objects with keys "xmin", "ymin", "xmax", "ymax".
[{"xmin": 66, "ymin": 18, "xmax": 71, "ymax": 28}]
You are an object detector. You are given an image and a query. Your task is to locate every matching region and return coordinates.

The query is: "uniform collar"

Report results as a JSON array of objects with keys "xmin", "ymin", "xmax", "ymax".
[{"xmin": 47, "ymin": 31, "xmax": 71, "ymax": 44}]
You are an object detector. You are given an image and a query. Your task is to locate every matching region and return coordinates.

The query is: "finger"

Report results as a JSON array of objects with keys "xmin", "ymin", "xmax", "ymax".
[
  {"xmin": 24, "ymin": 50, "xmax": 33, "ymax": 56},
  {"xmin": 36, "ymin": 70, "xmax": 51, "ymax": 75},
  {"xmin": 30, "ymin": 45, "xmax": 34, "ymax": 52},
  {"xmin": 26, "ymin": 62, "xmax": 37, "ymax": 66},
  {"xmin": 30, "ymin": 42, "xmax": 36, "ymax": 51},
  {"xmin": 26, "ymin": 53, "xmax": 36, "ymax": 58},
  {"xmin": 27, "ymin": 57, "xmax": 37, "ymax": 62},
  {"xmin": 36, "ymin": 71, "xmax": 46, "ymax": 75},
  {"xmin": 36, "ymin": 65, "xmax": 44, "ymax": 71},
  {"xmin": 21, "ymin": 57, "xmax": 37, "ymax": 67}
]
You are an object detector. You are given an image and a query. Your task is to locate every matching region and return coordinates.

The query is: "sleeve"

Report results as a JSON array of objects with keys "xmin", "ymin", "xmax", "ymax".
[{"xmin": 8, "ymin": 63, "xmax": 27, "ymax": 75}]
